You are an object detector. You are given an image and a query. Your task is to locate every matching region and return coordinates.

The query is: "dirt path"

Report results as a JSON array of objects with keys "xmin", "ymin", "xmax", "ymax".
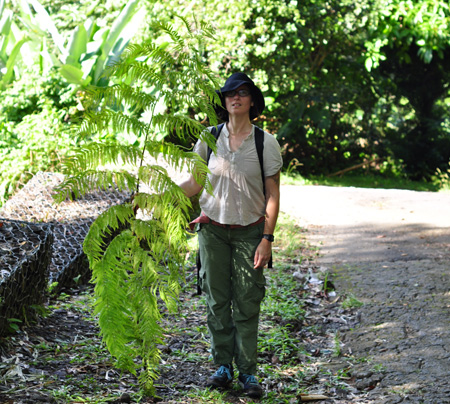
[{"xmin": 280, "ymin": 185, "xmax": 450, "ymax": 404}]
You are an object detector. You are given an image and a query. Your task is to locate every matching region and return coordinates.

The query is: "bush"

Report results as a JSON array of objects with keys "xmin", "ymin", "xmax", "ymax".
[{"xmin": 0, "ymin": 68, "xmax": 80, "ymax": 205}]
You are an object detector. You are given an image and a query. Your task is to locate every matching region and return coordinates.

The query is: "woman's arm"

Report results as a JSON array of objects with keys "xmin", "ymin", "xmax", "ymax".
[
  {"xmin": 254, "ymin": 170, "xmax": 280, "ymax": 269},
  {"xmin": 179, "ymin": 174, "xmax": 203, "ymax": 198}
]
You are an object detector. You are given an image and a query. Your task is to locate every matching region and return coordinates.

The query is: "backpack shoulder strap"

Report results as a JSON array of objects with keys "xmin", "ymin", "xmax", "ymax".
[
  {"xmin": 254, "ymin": 126, "xmax": 265, "ymax": 196},
  {"xmin": 254, "ymin": 126, "xmax": 273, "ymax": 268},
  {"xmin": 207, "ymin": 123, "xmax": 225, "ymax": 165}
]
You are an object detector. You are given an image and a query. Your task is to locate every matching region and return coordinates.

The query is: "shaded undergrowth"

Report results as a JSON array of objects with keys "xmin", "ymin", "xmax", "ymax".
[{"xmin": 0, "ymin": 213, "xmax": 366, "ymax": 403}]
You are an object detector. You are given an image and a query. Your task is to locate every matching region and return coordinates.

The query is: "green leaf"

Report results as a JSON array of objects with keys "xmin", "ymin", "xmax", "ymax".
[
  {"xmin": 65, "ymin": 24, "xmax": 88, "ymax": 67},
  {"xmin": 86, "ymin": 27, "xmax": 109, "ymax": 56},
  {"xmin": 0, "ymin": 35, "xmax": 29, "ymax": 86},
  {"xmin": 80, "ymin": 57, "xmax": 97, "ymax": 80},
  {"xmin": 92, "ymin": 0, "xmax": 142, "ymax": 84},
  {"xmin": 423, "ymin": 48, "xmax": 433, "ymax": 63},
  {"xmin": 0, "ymin": 7, "xmax": 11, "ymax": 35},
  {"xmin": 39, "ymin": 36, "xmax": 60, "ymax": 69},
  {"xmin": 108, "ymin": 8, "xmax": 146, "ymax": 67},
  {"xmin": 0, "ymin": 9, "xmax": 13, "ymax": 60},
  {"xmin": 59, "ymin": 64, "xmax": 92, "ymax": 86},
  {"xmin": 27, "ymin": 0, "xmax": 65, "ymax": 57}
]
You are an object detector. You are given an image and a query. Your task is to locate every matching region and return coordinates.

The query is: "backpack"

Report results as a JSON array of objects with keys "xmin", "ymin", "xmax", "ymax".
[{"xmin": 194, "ymin": 124, "xmax": 270, "ymax": 296}]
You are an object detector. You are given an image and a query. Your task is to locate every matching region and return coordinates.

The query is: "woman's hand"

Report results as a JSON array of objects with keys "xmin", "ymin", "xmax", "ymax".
[{"xmin": 254, "ymin": 238, "xmax": 272, "ymax": 269}]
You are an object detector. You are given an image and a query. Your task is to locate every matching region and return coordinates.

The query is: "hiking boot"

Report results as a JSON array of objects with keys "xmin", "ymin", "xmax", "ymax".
[
  {"xmin": 206, "ymin": 364, "xmax": 234, "ymax": 389},
  {"xmin": 238, "ymin": 373, "xmax": 263, "ymax": 399}
]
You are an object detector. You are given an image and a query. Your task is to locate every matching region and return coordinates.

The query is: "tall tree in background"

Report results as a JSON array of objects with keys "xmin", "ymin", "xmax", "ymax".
[
  {"xmin": 148, "ymin": 0, "xmax": 450, "ymax": 180},
  {"xmin": 364, "ymin": 0, "xmax": 450, "ymax": 179}
]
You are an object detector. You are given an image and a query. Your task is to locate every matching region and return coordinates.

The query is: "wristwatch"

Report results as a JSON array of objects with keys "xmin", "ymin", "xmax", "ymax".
[{"xmin": 262, "ymin": 234, "xmax": 274, "ymax": 242}]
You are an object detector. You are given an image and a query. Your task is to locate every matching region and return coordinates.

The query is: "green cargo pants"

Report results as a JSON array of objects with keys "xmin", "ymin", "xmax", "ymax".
[{"xmin": 197, "ymin": 221, "xmax": 266, "ymax": 375}]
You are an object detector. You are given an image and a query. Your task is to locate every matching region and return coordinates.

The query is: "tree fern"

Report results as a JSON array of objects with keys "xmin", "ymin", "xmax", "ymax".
[{"xmin": 54, "ymin": 18, "xmax": 220, "ymax": 396}]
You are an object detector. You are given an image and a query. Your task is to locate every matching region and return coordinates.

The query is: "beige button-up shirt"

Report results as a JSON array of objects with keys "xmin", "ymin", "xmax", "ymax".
[{"xmin": 194, "ymin": 124, "xmax": 283, "ymax": 226}]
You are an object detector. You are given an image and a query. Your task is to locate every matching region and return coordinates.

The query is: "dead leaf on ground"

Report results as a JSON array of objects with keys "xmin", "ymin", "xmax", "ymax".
[{"xmin": 300, "ymin": 393, "xmax": 329, "ymax": 401}]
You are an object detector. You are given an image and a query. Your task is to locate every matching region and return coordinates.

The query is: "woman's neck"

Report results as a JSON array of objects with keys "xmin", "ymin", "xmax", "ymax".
[
  {"xmin": 226, "ymin": 117, "xmax": 253, "ymax": 152},
  {"xmin": 226, "ymin": 116, "xmax": 253, "ymax": 137}
]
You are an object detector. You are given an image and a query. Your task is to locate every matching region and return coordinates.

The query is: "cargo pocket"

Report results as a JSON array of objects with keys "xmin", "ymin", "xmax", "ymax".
[{"xmin": 252, "ymin": 277, "xmax": 266, "ymax": 304}]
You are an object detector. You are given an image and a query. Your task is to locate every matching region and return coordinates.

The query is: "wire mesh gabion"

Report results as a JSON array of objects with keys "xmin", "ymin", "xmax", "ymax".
[
  {"xmin": 0, "ymin": 218, "xmax": 53, "ymax": 335},
  {"xmin": 0, "ymin": 171, "xmax": 131, "ymax": 293}
]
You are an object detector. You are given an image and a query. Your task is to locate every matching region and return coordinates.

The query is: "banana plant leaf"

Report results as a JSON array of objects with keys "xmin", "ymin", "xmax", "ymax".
[
  {"xmin": 65, "ymin": 24, "xmax": 88, "ymax": 67},
  {"xmin": 59, "ymin": 64, "xmax": 92, "ymax": 86},
  {"xmin": 92, "ymin": 0, "xmax": 142, "ymax": 85},
  {"xmin": 27, "ymin": 0, "xmax": 66, "ymax": 57},
  {"xmin": 0, "ymin": 35, "xmax": 29, "ymax": 87}
]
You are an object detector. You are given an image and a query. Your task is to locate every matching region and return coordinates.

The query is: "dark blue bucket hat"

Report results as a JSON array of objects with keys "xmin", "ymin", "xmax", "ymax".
[{"xmin": 215, "ymin": 72, "xmax": 265, "ymax": 121}]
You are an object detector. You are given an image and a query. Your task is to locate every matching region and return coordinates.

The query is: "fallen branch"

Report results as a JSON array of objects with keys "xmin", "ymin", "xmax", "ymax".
[{"xmin": 327, "ymin": 158, "xmax": 382, "ymax": 177}]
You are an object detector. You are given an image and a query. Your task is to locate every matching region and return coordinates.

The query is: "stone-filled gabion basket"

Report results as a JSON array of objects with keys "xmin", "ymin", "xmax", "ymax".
[
  {"xmin": 0, "ymin": 171, "xmax": 131, "ymax": 293},
  {"xmin": 0, "ymin": 219, "xmax": 53, "ymax": 336}
]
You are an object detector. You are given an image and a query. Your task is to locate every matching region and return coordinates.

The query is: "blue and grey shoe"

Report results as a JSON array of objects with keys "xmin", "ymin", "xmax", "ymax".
[
  {"xmin": 238, "ymin": 373, "xmax": 263, "ymax": 398},
  {"xmin": 206, "ymin": 364, "xmax": 234, "ymax": 389}
]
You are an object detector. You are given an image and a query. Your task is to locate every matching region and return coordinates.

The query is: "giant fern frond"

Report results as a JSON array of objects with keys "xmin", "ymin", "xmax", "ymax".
[
  {"xmin": 84, "ymin": 84, "xmax": 158, "ymax": 113},
  {"xmin": 83, "ymin": 204, "xmax": 135, "ymax": 263},
  {"xmin": 58, "ymin": 142, "xmax": 142, "ymax": 172},
  {"xmin": 55, "ymin": 16, "xmax": 221, "ymax": 397}
]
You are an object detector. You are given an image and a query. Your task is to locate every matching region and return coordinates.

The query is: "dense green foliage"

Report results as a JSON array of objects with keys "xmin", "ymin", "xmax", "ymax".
[
  {"xmin": 0, "ymin": 0, "xmax": 145, "ymax": 203},
  {"xmin": 144, "ymin": 0, "xmax": 450, "ymax": 181},
  {"xmin": 0, "ymin": 67, "xmax": 79, "ymax": 202},
  {"xmin": 1, "ymin": 0, "xmax": 450, "ymax": 205}
]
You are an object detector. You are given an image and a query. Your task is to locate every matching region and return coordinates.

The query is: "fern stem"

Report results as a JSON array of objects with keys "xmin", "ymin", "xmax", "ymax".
[{"xmin": 137, "ymin": 100, "xmax": 158, "ymax": 194}]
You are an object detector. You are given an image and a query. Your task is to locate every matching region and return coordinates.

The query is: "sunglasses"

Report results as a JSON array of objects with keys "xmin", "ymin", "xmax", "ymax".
[{"xmin": 224, "ymin": 89, "xmax": 251, "ymax": 98}]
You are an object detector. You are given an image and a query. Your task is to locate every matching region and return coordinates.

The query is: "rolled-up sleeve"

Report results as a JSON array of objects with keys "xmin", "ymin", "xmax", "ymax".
[{"xmin": 263, "ymin": 133, "xmax": 283, "ymax": 176}]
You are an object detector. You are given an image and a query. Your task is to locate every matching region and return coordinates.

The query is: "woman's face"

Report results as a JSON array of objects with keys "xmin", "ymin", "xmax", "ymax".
[{"xmin": 224, "ymin": 85, "xmax": 253, "ymax": 118}]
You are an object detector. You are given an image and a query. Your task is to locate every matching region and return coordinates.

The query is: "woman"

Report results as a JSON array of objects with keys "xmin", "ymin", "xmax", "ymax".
[{"xmin": 179, "ymin": 72, "xmax": 282, "ymax": 398}]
